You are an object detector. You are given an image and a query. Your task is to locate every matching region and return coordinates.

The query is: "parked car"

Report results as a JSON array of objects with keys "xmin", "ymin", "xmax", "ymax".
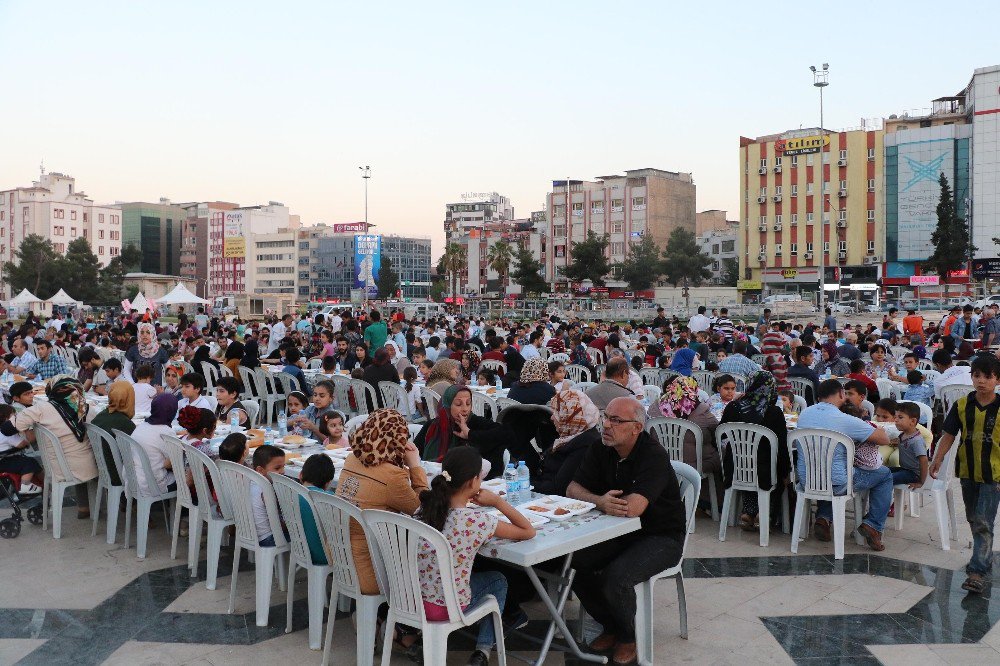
[{"xmin": 975, "ymin": 295, "xmax": 1000, "ymax": 309}]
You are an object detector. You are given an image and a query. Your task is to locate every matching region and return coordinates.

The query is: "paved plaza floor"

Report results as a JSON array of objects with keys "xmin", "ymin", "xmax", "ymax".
[{"xmin": 2, "ymin": 485, "xmax": 1000, "ymax": 665}]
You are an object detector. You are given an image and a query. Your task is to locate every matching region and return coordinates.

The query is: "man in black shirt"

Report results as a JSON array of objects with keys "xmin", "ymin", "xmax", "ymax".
[{"xmin": 567, "ymin": 396, "xmax": 686, "ymax": 665}]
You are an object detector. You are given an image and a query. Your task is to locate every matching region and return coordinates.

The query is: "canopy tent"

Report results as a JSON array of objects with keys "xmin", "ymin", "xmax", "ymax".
[
  {"xmin": 130, "ymin": 292, "xmax": 150, "ymax": 313},
  {"xmin": 47, "ymin": 288, "xmax": 81, "ymax": 306},
  {"xmin": 7, "ymin": 288, "xmax": 42, "ymax": 306},
  {"xmin": 156, "ymin": 282, "xmax": 210, "ymax": 305}
]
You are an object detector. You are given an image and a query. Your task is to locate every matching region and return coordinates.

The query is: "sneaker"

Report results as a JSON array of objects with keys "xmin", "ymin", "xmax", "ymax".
[
  {"xmin": 466, "ymin": 649, "xmax": 490, "ymax": 666},
  {"xmin": 502, "ymin": 608, "xmax": 529, "ymax": 635},
  {"xmin": 18, "ymin": 482, "xmax": 42, "ymax": 495}
]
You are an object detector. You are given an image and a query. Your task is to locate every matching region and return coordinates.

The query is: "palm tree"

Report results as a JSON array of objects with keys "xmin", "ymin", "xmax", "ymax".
[
  {"xmin": 486, "ymin": 239, "xmax": 515, "ymax": 296},
  {"xmin": 440, "ymin": 242, "xmax": 467, "ymax": 302}
]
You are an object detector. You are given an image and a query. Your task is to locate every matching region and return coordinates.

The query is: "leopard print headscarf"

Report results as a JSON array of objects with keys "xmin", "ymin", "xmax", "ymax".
[{"xmin": 349, "ymin": 408, "xmax": 410, "ymax": 468}]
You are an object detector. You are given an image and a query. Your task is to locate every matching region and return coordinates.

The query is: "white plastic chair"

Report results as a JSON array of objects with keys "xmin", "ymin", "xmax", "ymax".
[
  {"xmin": 421, "ymin": 386, "xmax": 442, "ymax": 416},
  {"xmin": 330, "ymin": 375, "xmax": 356, "ymax": 417},
  {"xmin": 564, "ymin": 364, "xmax": 592, "ymax": 384},
  {"xmin": 34, "ymin": 424, "xmax": 94, "ymax": 540},
  {"xmin": 216, "ymin": 460, "xmax": 289, "ymax": 627},
  {"xmin": 112, "ymin": 430, "xmax": 177, "ymax": 559},
  {"xmin": 789, "ymin": 428, "xmax": 864, "ymax": 560},
  {"xmin": 585, "ymin": 347, "xmax": 604, "ymax": 366},
  {"xmin": 691, "ymin": 371, "xmax": 718, "ymax": 392},
  {"xmin": 634, "ymin": 461, "xmax": 700, "ymax": 664},
  {"xmin": 470, "ymin": 391, "xmax": 498, "ymax": 419},
  {"xmin": 752, "ymin": 354, "xmax": 769, "ymax": 366},
  {"xmin": 160, "ymin": 435, "xmax": 200, "ymax": 568},
  {"xmin": 241, "ymin": 400, "xmax": 261, "ymax": 429},
  {"xmin": 349, "ymin": 379, "xmax": 379, "ymax": 416},
  {"xmin": 480, "ymin": 359, "xmax": 507, "ymax": 375},
  {"xmin": 640, "ymin": 368, "xmax": 661, "ymax": 386},
  {"xmin": 345, "ymin": 414, "xmax": 370, "ymax": 439},
  {"xmin": 876, "ymin": 378, "xmax": 902, "ymax": 401},
  {"xmin": 307, "ymin": 358, "xmax": 324, "ymax": 370},
  {"xmin": 642, "ymin": 385, "xmax": 660, "ymax": 404},
  {"xmin": 940, "ymin": 384, "xmax": 972, "ymax": 415},
  {"xmin": 310, "ymin": 492, "xmax": 387, "ymax": 666},
  {"xmin": 575, "ymin": 381, "xmax": 598, "ymax": 392},
  {"xmin": 716, "ymin": 422, "xmax": 778, "ymax": 547},
  {"xmin": 730, "ymin": 373, "xmax": 749, "ymax": 394},
  {"xmin": 647, "ymin": 417, "xmax": 718, "ymax": 525},
  {"xmin": 789, "ymin": 377, "xmax": 816, "ymax": 405},
  {"xmin": 378, "ymin": 381, "xmax": 420, "ymax": 421},
  {"xmin": 408, "ymin": 424, "xmax": 423, "ymax": 440},
  {"xmin": 184, "ymin": 443, "xmax": 235, "ymax": 590},
  {"xmin": 256, "ymin": 367, "xmax": 285, "ymax": 425},
  {"xmin": 86, "ymin": 423, "xmax": 125, "ymax": 544},
  {"xmin": 270, "ymin": 474, "xmax": 333, "ymax": 650},
  {"xmin": 363, "ymin": 509, "xmax": 507, "ymax": 666},
  {"xmin": 537, "ymin": 346, "xmax": 551, "ymax": 361},
  {"xmin": 791, "ymin": 395, "xmax": 808, "ymax": 414},
  {"xmin": 896, "ymin": 399, "xmax": 933, "ymax": 427},
  {"xmin": 274, "ymin": 371, "xmax": 301, "ymax": 396},
  {"xmin": 893, "ymin": 442, "xmax": 959, "ymax": 549},
  {"xmin": 202, "ymin": 361, "xmax": 221, "ymax": 396},
  {"xmin": 495, "ymin": 396, "xmax": 521, "ymax": 417},
  {"xmin": 238, "ymin": 365, "xmax": 264, "ymax": 411}
]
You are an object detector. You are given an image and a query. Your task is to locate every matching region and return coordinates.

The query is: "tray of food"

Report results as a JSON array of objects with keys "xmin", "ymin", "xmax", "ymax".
[
  {"xmin": 276, "ymin": 434, "xmax": 316, "ymax": 449},
  {"xmin": 516, "ymin": 495, "xmax": 595, "ymax": 521},
  {"xmin": 475, "ymin": 506, "xmax": 549, "ymax": 528}
]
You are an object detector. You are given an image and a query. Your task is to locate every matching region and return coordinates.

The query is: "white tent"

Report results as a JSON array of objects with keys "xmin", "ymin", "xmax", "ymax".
[
  {"xmin": 47, "ymin": 288, "xmax": 81, "ymax": 306},
  {"xmin": 156, "ymin": 282, "xmax": 210, "ymax": 305},
  {"xmin": 8, "ymin": 288, "xmax": 42, "ymax": 306},
  {"xmin": 130, "ymin": 292, "xmax": 150, "ymax": 313}
]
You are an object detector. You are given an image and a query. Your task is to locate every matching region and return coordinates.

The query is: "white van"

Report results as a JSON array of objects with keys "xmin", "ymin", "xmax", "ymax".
[
  {"xmin": 762, "ymin": 294, "xmax": 802, "ymax": 305},
  {"xmin": 405, "ymin": 302, "xmax": 447, "ymax": 320}
]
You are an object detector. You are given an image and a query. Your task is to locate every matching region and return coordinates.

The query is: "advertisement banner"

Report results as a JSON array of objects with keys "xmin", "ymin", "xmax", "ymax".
[
  {"xmin": 909, "ymin": 275, "xmax": 940, "ymax": 286},
  {"xmin": 332, "ymin": 222, "xmax": 369, "ymax": 234},
  {"xmin": 353, "ymin": 234, "xmax": 381, "ymax": 297},
  {"xmin": 897, "ymin": 140, "xmax": 954, "ymax": 261},
  {"xmin": 223, "ymin": 211, "xmax": 246, "ymax": 259}
]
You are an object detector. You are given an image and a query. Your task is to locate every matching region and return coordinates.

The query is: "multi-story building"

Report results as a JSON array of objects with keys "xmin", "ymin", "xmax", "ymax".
[
  {"xmin": 120, "ymin": 199, "xmax": 186, "ymax": 275},
  {"xmin": 738, "ymin": 126, "xmax": 885, "ymax": 298},
  {"xmin": 543, "ymin": 169, "xmax": 695, "ymax": 285},
  {"xmin": 697, "ymin": 215, "xmax": 739, "ymax": 285},
  {"xmin": 313, "ymin": 234, "xmax": 432, "ymax": 301},
  {"xmin": 244, "ymin": 229, "xmax": 299, "ymax": 296},
  {"xmin": 179, "ymin": 201, "xmax": 237, "ymax": 298},
  {"xmin": 294, "ymin": 222, "xmax": 371, "ymax": 300},
  {"xmin": 207, "ymin": 202, "xmax": 295, "ymax": 297},
  {"xmin": 457, "ymin": 214, "xmax": 545, "ymax": 297},
  {"xmin": 0, "ymin": 171, "xmax": 120, "ymax": 297},
  {"xmin": 444, "ymin": 193, "xmax": 514, "ymax": 244}
]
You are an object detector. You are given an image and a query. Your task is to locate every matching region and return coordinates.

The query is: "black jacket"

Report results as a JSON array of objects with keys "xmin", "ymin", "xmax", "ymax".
[
  {"xmin": 534, "ymin": 427, "xmax": 601, "ymax": 496},
  {"xmin": 414, "ymin": 414, "xmax": 513, "ymax": 480}
]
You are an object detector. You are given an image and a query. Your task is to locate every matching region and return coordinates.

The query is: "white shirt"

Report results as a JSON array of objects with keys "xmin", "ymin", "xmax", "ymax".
[
  {"xmin": 688, "ymin": 314, "xmax": 711, "ymax": 333},
  {"xmin": 521, "ymin": 344, "xmax": 541, "ymax": 361},
  {"xmin": 47, "ymin": 318, "xmax": 65, "ymax": 331},
  {"xmin": 268, "ymin": 321, "xmax": 287, "ymax": 355},
  {"xmin": 934, "ymin": 365, "xmax": 973, "ymax": 399},
  {"xmin": 178, "ymin": 394, "xmax": 217, "ymax": 412},
  {"xmin": 331, "ymin": 315, "xmax": 342, "ymax": 333},
  {"xmin": 0, "ymin": 429, "xmax": 24, "ymax": 453},
  {"xmin": 130, "ymin": 422, "xmax": 176, "ymax": 495},
  {"xmin": 134, "ymin": 382, "xmax": 158, "ymax": 414}
]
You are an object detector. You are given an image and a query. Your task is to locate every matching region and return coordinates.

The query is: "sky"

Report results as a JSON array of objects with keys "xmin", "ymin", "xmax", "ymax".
[{"xmin": 2, "ymin": 1, "xmax": 998, "ymax": 258}]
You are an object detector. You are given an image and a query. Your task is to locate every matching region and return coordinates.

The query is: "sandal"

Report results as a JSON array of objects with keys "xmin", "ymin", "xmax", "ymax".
[
  {"xmin": 962, "ymin": 575, "xmax": 986, "ymax": 594},
  {"xmin": 740, "ymin": 514, "xmax": 759, "ymax": 531}
]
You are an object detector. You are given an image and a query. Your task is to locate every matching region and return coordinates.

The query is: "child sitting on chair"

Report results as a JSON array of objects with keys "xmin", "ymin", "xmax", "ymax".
[
  {"xmin": 0, "ymin": 404, "xmax": 42, "ymax": 494},
  {"xmin": 250, "ymin": 444, "xmax": 287, "ymax": 547},
  {"xmin": 322, "ymin": 411, "xmax": 348, "ymax": 449},
  {"xmin": 891, "ymin": 401, "xmax": 928, "ymax": 489}
]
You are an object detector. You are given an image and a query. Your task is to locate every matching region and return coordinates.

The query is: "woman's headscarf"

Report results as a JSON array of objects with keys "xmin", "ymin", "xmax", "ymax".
[
  {"xmin": 822, "ymin": 340, "xmax": 839, "ymax": 361},
  {"xmin": 872, "ymin": 339, "xmax": 893, "ymax": 360},
  {"xmin": 462, "ymin": 348, "xmax": 482, "ymax": 379},
  {"xmin": 658, "ymin": 376, "xmax": 700, "ymax": 419},
  {"xmin": 147, "ymin": 393, "xmax": 179, "ymax": 426},
  {"xmin": 730, "ymin": 370, "xmax": 777, "ymax": 423},
  {"xmin": 384, "ymin": 340, "xmax": 403, "ymax": 360},
  {"xmin": 350, "ymin": 408, "xmax": 409, "ymax": 468},
  {"xmin": 192, "ymin": 344, "xmax": 215, "ymax": 368},
  {"xmin": 548, "ymin": 389, "xmax": 600, "ymax": 451},
  {"xmin": 166, "ymin": 360, "xmax": 186, "ymax": 377},
  {"xmin": 137, "ymin": 322, "xmax": 160, "ymax": 358},
  {"xmin": 426, "ymin": 358, "xmax": 460, "ymax": 387},
  {"xmin": 422, "ymin": 385, "xmax": 472, "ymax": 462},
  {"xmin": 520, "ymin": 358, "xmax": 549, "ymax": 384},
  {"xmin": 241, "ymin": 337, "xmax": 261, "ymax": 369},
  {"xmin": 46, "ymin": 377, "xmax": 88, "ymax": 442},
  {"xmin": 106, "ymin": 381, "xmax": 135, "ymax": 419}
]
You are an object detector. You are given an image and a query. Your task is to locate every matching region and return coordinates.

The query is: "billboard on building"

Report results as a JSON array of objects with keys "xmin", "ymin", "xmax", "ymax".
[
  {"xmin": 332, "ymin": 222, "xmax": 369, "ymax": 234},
  {"xmin": 896, "ymin": 140, "xmax": 954, "ymax": 261},
  {"xmin": 223, "ymin": 211, "xmax": 246, "ymax": 258},
  {"xmin": 353, "ymin": 234, "xmax": 381, "ymax": 296}
]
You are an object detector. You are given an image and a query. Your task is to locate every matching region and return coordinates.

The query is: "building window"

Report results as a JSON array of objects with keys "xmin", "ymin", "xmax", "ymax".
[
  {"xmin": 99, "ymin": 246, "xmax": 105, "ymax": 255},
  {"xmin": 99, "ymin": 214, "xmax": 105, "ymax": 223},
  {"xmin": 632, "ymin": 197, "xmax": 646, "ymax": 210},
  {"xmin": 790, "ymin": 243, "xmax": 798, "ymax": 255},
  {"xmin": 791, "ymin": 213, "xmax": 798, "ymax": 224},
  {"xmin": 22, "ymin": 206, "xmax": 29, "ymax": 220},
  {"xmin": 867, "ymin": 240, "xmax": 876, "ymax": 253},
  {"xmin": 759, "ymin": 186, "xmax": 767, "ymax": 196},
  {"xmin": 807, "ymin": 154, "xmax": 814, "ymax": 166},
  {"xmin": 790, "ymin": 184, "xmax": 798, "ymax": 197},
  {"xmin": 822, "ymin": 181, "xmax": 829, "ymax": 193},
  {"xmin": 70, "ymin": 210, "xmax": 77, "ymax": 221},
  {"xmin": 806, "ymin": 183, "xmax": 814, "ymax": 195},
  {"xmin": 839, "ymin": 149, "xmax": 848, "ymax": 160},
  {"xmin": 824, "ymin": 242, "xmax": 830, "ymax": 253},
  {"xmin": 54, "ymin": 209, "xmax": 64, "ymax": 219},
  {"xmin": 610, "ymin": 241, "xmax": 625, "ymax": 255},
  {"xmin": 867, "ymin": 210, "xmax": 875, "ymax": 222},
  {"xmin": 868, "ymin": 179, "xmax": 876, "ymax": 192},
  {"xmin": 791, "ymin": 156, "xmax": 798, "ymax": 167},
  {"xmin": 839, "ymin": 240, "xmax": 847, "ymax": 252},
  {"xmin": 591, "ymin": 201, "xmax": 604, "ymax": 213},
  {"xmin": 721, "ymin": 240, "xmax": 735, "ymax": 252},
  {"xmin": 611, "ymin": 199, "xmax": 624, "ymax": 212},
  {"xmin": 71, "ymin": 227, "xmax": 77, "ymax": 237},
  {"xmin": 611, "ymin": 221, "xmax": 623, "ymax": 233},
  {"xmin": 806, "ymin": 212, "xmax": 814, "ymax": 224},
  {"xmin": 775, "ymin": 214, "xmax": 782, "ymax": 225},
  {"xmin": 759, "ymin": 216, "xmax": 767, "ymax": 225},
  {"xmin": 571, "ymin": 202, "xmax": 584, "ymax": 216},
  {"xmin": 775, "ymin": 185, "xmax": 782, "ymax": 195},
  {"xmin": 774, "ymin": 244, "xmax": 782, "ymax": 255},
  {"xmin": 839, "ymin": 179, "xmax": 848, "ymax": 191},
  {"xmin": 867, "ymin": 147, "xmax": 876, "ymax": 160},
  {"xmin": 807, "ymin": 242, "xmax": 814, "ymax": 253},
  {"xmin": 760, "ymin": 158, "xmax": 767, "ymax": 168},
  {"xmin": 774, "ymin": 156, "xmax": 781, "ymax": 167},
  {"xmin": 838, "ymin": 209, "xmax": 847, "ymax": 221},
  {"xmin": 553, "ymin": 225, "xmax": 566, "ymax": 237}
]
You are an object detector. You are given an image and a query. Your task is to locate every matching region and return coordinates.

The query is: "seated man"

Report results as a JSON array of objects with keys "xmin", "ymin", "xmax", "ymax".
[
  {"xmin": 585, "ymin": 357, "xmax": 636, "ymax": 410},
  {"xmin": 797, "ymin": 379, "xmax": 892, "ymax": 551},
  {"xmin": 787, "ymin": 345, "xmax": 820, "ymax": 403},
  {"xmin": 567, "ymin": 397, "xmax": 687, "ymax": 665}
]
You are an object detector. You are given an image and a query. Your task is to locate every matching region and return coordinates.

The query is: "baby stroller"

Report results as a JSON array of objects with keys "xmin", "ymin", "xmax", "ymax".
[{"xmin": 0, "ymin": 452, "xmax": 44, "ymax": 539}]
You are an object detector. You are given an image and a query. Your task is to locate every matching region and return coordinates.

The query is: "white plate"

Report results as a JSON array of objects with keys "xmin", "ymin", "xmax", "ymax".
[
  {"xmin": 275, "ymin": 437, "xmax": 318, "ymax": 450},
  {"xmin": 517, "ymin": 495, "xmax": 594, "ymax": 521}
]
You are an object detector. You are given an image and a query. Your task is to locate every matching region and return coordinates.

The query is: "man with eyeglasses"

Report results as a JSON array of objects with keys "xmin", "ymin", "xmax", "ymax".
[{"xmin": 566, "ymin": 397, "xmax": 687, "ymax": 665}]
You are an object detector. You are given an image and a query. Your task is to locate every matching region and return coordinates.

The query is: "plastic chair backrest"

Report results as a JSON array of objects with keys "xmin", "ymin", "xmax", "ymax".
[
  {"xmin": 309, "ymin": 491, "xmax": 368, "ymax": 597},
  {"xmin": 789, "ymin": 377, "xmax": 815, "ymax": 404},
  {"xmin": 270, "ymin": 473, "xmax": 320, "ymax": 568},
  {"xmin": 564, "ymin": 364, "xmax": 591, "ymax": 384},
  {"xmin": 875, "ymin": 378, "xmax": 895, "ymax": 401},
  {"xmin": 254, "ymin": 367, "xmax": 277, "ymax": 396},
  {"xmin": 692, "ymin": 371, "xmax": 718, "ymax": 391},
  {"xmin": 470, "ymin": 391, "xmax": 497, "ymax": 419},
  {"xmin": 715, "ymin": 422, "xmax": 778, "ymax": 492},
  {"xmin": 537, "ymin": 346, "xmax": 551, "ymax": 361},
  {"xmin": 237, "ymin": 366, "xmax": 261, "ymax": 399},
  {"xmin": 160, "ymin": 435, "xmax": 194, "ymax": 507},
  {"xmin": 730, "ymin": 373, "xmax": 749, "ymax": 394},
  {"xmin": 752, "ymin": 354, "xmax": 769, "ymax": 366},
  {"xmin": 575, "ymin": 381, "xmax": 597, "ymax": 392},
  {"xmin": 201, "ymin": 362, "xmax": 220, "ymax": 390},
  {"xmin": 307, "ymin": 358, "xmax": 323, "ymax": 370},
  {"xmin": 640, "ymin": 368, "xmax": 661, "ymax": 386},
  {"xmin": 408, "ymin": 424, "xmax": 423, "ymax": 440},
  {"xmin": 345, "ymin": 414, "xmax": 370, "ymax": 439},
  {"xmin": 350, "ymin": 379, "xmax": 378, "ymax": 416},
  {"xmin": 672, "ymin": 460, "xmax": 701, "ymax": 536},
  {"xmin": 114, "ymin": 430, "xmax": 166, "ymax": 498},
  {"xmin": 922, "ymin": 438, "xmax": 959, "ymax": 492},
  {"xmin": 110, "ymin": 429, "xmax": 141, "ymax": 497},
  {"xmin": 480, "ymin": 359, "xmax": 507, "ymax": 375},
  {"xmin": 34, "ymin": 424, "xmax": 82, "ymax": 483},
  {"xmin": 216, "ymin": 460, "xmax": 288, "ymax": 550},
  {"xmin": 586, "ymin": 347, "xmax": 604, "ymax": 366},
  {"xmin": 789, "ymin": 428, "xmax": 855, "ymax": 500},
  {"xmin": 643, "ymin": 386, "xmax": 660, "ymax": 404},
  {"xmin": 330, "ymin": 375, "xmax": 353, "ymax": 412},
  {"xmin": 363, "ymin": 509, "xmax": 465, "ymax": 626},
  {"xmin": 917, "ymin": 359, "xmax": 934, "ymax": 371},
  {"xmin": 792, "ymin": 395, "xmax": 808, "ymax": 414},
  {"xmin": 85, "ymin": 423, "xmax": 121, "ymax": 489},
  {"xmin": 941, "ymin": 385, "xmax": 972, "ymax": 415},
  {"xmin": 896, "ymin": 399, "xmax": 933, "ymax": 427},
  {"xmin": 183, "ymin": 442, "xmax": 233, "ymax": 520},
  {"xmin": 422, "ymin": 386, "xmax": 441, "ymax": 416},
  {"xmin": 219, "ymin": 364, "xmax": 234, "ymax": 378},
  {"xmin": 378, "ymin": 381, "xmax": 405, "ymax": 414},
  {"xmin": 647, "ymin": 417, "xmax": 702, "ymax": 471},
  {"xmin": 241, "ymin": 400, "xmax": 260, "ymax": 428},
  {"xmin": 494, "ymin": 397, "xmax": 526, "ymax": 420},
  {"xmin": 275, "ymin": 372, "xmax": 300, "ymax": 394}
]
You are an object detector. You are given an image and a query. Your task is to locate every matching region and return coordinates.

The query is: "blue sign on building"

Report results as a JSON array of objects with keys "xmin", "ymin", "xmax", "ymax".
[{"xmin": 353, "ymin": 234, "xmax": 381, "ymax": 296}]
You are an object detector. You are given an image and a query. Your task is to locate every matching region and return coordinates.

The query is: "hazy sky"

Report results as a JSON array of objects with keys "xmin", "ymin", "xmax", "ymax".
[{"xmin": 2, "ymin": 1, "xmax": 997, "ymax": 257}]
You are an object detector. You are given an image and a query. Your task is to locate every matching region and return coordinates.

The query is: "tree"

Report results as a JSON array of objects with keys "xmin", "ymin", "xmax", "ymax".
[
  {"xmin": 439, "ymin": 242, "xmax": 467, "ymax": 302},
  {"xmin": 721, "ymin": 257, "xmax": 740, "ymax": 287},
  {"xmin": 486, "ymin": 239, "xmax": 515, "ymax": 295},
  {"xmin": 559, "ymin": 231, "xmax": 611, "ymax": 287},
  {"xmin": 929, "ymin": 173, "xmax": 975, "ymax": 298},
  {"xmin": 60, "ymin": 238, "xmax": 103, "ymax": 303},
  {"xmin": 660, "ymin": 227, "xmax": 712, "ymax": 309},
  {"xmin": 616, "ymin": 236, "xmax": 662, "ymax": 292},
  {"xmin": 376, "ymin": 254, "xmax": 401, "ymax": 299},
  {"xmin": 95, "ymin": 243, "xmax": 143, "ymax": 305},
  {"xmin": 2, "ymin": 234, "xmax": 60, "ymax": 297},
  {"xmin": 510, "ymin": 245, "xmax": 547, "ymax": 295}
]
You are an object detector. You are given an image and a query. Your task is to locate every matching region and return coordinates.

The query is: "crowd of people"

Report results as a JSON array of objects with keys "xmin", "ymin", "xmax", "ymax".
[{"xmin": 2, "ymin": 298, "xmax": 999, "ymax": 663}]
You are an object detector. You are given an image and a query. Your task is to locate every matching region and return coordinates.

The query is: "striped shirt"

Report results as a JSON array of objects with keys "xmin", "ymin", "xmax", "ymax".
[{"xmin": 942, "ymin": 393, "xmax": 1000, "ymax": 483}]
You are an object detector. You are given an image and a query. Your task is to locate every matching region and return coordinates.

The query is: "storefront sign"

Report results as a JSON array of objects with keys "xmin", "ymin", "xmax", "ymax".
[
  {"xmin": 782, "ymin": 269, "xmax": 798, "ymax": 279},
  {"xmin": 973, "ymin": 259, "xmax": 1000, "ymax": 279},
  {"xmin": 909, "ymin": 275, "xmax": 939, "ymax": 286},
  {"xmin": 737, "ymin": 279, "xmax": 762, "ymax": 290},
  {"xmin": 776, "ymin": 134, "xmax": 830, "ymax": 156},
  {"xmin": 331, "ymin": 222, "xmax": 369, "ymax": 234},
  {"xmin": 849, "ymin": 283, "xmax": 879, "ymax": 291}
]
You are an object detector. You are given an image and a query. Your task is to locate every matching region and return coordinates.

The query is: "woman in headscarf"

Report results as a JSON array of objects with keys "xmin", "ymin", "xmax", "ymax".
[
  {"xmin": 864, "ymin": 339, "xmax": 895, "ymax": 380},
  {"xmin": 125, "ymin": 322, "xmax": 172, "ymax": 386},
  {"xmin": 384, "ymin": 340, "xmax": 411, "ymax": 376},
  {"xmin": 534, "ymin": 389, "xmax": 601, "ymax": 496},
  {"xmin": 508, "ymin": 358, "xmax": 557, "ymax": 406},
  {"xmin": 414, "ymin": 385, "xmax": 512, "ymax": 479},
  {"xmin": 91, "ymin": 382, "xmax": 136, "ymax": 486},
  {"xmin": 815, "ymin": 341, "xmax": 850, "ymax": 377},
  {"xmin": 240, "ymin": 331, "xmax": 262, "ymax": 370},
  {"xmin": 460, "ymin": 347, "xmax": 482, "ymax": 382},
  {"xmin": 163, "ymin": 360, "xmax": 186, "ymax": 397},
  {"xmin": 720, "ymin": 370, "xmax": 789, "ymax": 531},
  {"xmin": 362, "ymin": 347, "xmax": 401, "ymax": 409},
  {"xmin": 649, "ymin": 375, "xmax": 720, "ymax": 507},
  {"xmin": 15, "ymin": 377, "xmax": 97, "ymax": 518},
  {"xmin": 191, "ymin": 343, "xmax": 219, "ymax": 378},
  {"xmin": 130, "ymin": 393, "xmax": 180, "ymax": 494},
  {"xmin": 425, "ymin": 357, "xmax": 461, "ymax": 396}
]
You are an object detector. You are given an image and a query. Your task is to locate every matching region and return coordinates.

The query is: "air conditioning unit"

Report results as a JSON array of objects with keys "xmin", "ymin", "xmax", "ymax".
[
  {"xmin": 757, "ymin": 253, "xmax": 767, "ymax": 261},
  {"xmin": 773, "ymin": 195, "xmax": 782, "ymax": 203},
  {"xmin": 864, "ymin": 255, "xmax": 880, "ymax": 264},
  {"xmin": 774, "ymin": 165, "xmax": 782, "ymax": 174},
  {"xmin": 838, "ymin": 190, "xmax": 848, "ymax": 198},
  {"xmin": 758, "ymin": 167, "xmax": 768, "ymax": 175},
  {"xmin": 837, "ymin": 220, "xmax": 847, "ymax": 228},
  {"xmin": 773, "ymin": 224, "xmax": 782, "ymax": 231},
  {"xmin": 758, "ymin": 224, "xmax": 767, "ymax": 232},
  {"xmin": 775, "ymin": 249, "xmax": 782, "ymax": 256},
  {"xmin": 757, "ymin": 196, "xmax": 767, "ymax": 203},
  {"xmin": 837, "ymin": 158, "xmax": 848, "ymax": 167},
  {"xmin": 804, "ymin": 252, "xmax": 814, "ymax": 260},
  {"xmin": 867, "ymin": 186, "xmax": 876, "ymax": 193}
]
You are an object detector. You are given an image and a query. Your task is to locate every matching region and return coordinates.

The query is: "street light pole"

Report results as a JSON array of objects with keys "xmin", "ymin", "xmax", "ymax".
[
  {"xmin": 359, "ymin": 166, "xmax": 371, "ymax": 226},
  {"xmin": 810, "ymin": 64, "xmax": 830, "ymax": 313}
]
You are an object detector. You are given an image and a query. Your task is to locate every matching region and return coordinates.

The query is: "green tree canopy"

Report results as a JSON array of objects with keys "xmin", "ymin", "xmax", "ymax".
[
  {"xmin": 616, "ymin": 236, "xmax": 662, "ymax": 291},
  {"xmin": 2, "ymin": 234, "xmax": 60, "ymax": 298},
  {"xmin": 510, "ymin": 245, "xmax": 547, "ymax": 295},
  {"xmin": 559, "ymin": 231, "xmax": 611, "ymax": 286},
  {"xmin": 439, "ymin": 242, "xmax": 467, "ymax": 299},
  {"xmin": 486, "ymin": 239, "xmax": 515, "ymax": 294},
  {"xmin": 660, "ymin": 227, "xmax": 712, "ymax": 289},
  {"xmin": 61, "ymin": 238, "xmax": 103, "ymax": 303},
  {"xmin": 95, "ymin": 243, "xmax": 143, "ymax": 305},
  {"xmin": 376, "ymin": 254, "xmax": 401, "ymax": 299},
  {"xmin": 929, "ymin": 173, "xmax": 974, "ymax": 296},
  {"xmin": 721, "ymin": 257, "xmax": 740, "ymax": 287}
]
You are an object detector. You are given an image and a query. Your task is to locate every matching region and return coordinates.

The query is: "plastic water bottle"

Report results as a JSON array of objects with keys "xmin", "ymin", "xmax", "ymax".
[
  {"xmin": 516, "ymin": 461, "xmax": 531, "ymax": 505},
  {"xmin": 495, "ymin": 374, "xmax": 503, "ymax": 391},
  {"xmin": 229, "ymin": 410, "xmax": 239, "ymax": 431},
  {"xmin": 503, "ymin": 463, "xmax": 518, "ymax": 504},
  {"xmin": 335, "ymin": 362, "xmax": 341, "ymax": 375},
  {"xmin": 277, "ymin": 410, "xmax": 287, "ymax": 437}
]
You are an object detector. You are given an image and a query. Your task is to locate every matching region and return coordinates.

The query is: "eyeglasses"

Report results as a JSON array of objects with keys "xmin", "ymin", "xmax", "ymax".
[{"xmin": 601, "ymin": 415, "xmax": 641, "ymax": 426}]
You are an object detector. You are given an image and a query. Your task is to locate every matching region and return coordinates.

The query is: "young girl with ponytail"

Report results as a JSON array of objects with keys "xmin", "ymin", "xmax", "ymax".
[{"xmin": 417, "ymin": 447, "xmax": 535, "ymax": 666}]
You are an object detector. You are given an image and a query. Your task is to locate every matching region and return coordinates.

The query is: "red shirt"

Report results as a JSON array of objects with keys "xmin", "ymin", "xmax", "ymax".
[{"xmin": 846, "ymin": 371, "xmax": 879, "ymax": 396}]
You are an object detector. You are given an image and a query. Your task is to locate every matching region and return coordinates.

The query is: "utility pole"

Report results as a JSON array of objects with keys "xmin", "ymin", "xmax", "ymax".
[
  {"xmin": 810, "ymin": 64, "xmax": 830, "ymax": 313},
  {"xmin": 359, "ymin": 166, "xmax": 371, "ymax": 226}
]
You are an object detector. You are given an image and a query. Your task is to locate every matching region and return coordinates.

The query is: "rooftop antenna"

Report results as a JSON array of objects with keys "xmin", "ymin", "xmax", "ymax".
[{"xmin": 40, "ymin": 159, "xmax": 45, "ymax": 176}]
